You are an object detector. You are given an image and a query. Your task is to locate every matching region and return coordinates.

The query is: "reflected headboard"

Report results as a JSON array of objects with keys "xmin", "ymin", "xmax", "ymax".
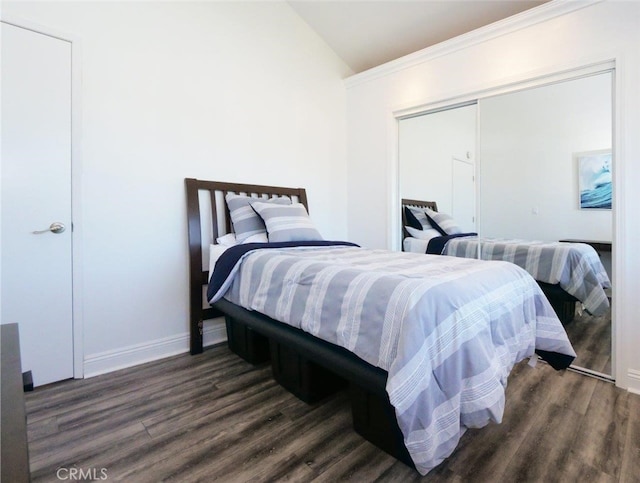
[
  {"xmin": 401, "ymin": 198, "xmax": 438, "ymax": 239},
  {"xmin": 185, "ymin": 178, "xmax": 308, "ymax": 354}
]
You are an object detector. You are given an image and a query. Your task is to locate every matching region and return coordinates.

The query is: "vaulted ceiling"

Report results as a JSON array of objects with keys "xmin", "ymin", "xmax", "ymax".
[{"xmin": 288, "ymin": 1, "xmax": 549, "ymax": 73}]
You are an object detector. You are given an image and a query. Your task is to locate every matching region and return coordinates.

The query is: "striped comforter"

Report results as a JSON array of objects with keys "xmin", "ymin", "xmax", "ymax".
[
  {"xmin": 443, "ymin": 238, "xmax": 611, "ymax": 316},
  {"xmin": 208, "ymin": 245, "xmax": 575, "ymax": 475}
]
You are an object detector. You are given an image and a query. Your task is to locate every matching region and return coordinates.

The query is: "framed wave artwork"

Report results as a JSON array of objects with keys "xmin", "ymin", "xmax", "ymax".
[{"xmin": 576, "ymin": 150, "xmax": 612, "ymax": 210}]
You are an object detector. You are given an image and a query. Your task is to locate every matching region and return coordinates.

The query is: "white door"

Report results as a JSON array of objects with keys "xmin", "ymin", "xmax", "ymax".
[
  {"xmin": 1, "ymin": 22, "xmax": 74, "ymax": 386},
  {"xmin": 451, "ymin": 158, "xmax": 476, "ymax": 232}
]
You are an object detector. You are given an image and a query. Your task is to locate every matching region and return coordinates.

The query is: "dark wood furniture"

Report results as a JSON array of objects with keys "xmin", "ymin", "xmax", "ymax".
[
  {"xmin": 1, "ymin": 323, "xmax": 31, "ymax": 483},
  {"xmin": 185, "ymin": 178, "xmax": 413, "ymax": 467},
  {"xmin": 185, "ymin": 178, "xmax": 307, "ymax": 356},
  {"xmin": 559, "ymin": 239, "xmax": 612, "ymax": 253}
]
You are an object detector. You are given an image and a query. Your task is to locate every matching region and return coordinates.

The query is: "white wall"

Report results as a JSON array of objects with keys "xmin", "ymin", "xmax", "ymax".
[
  {"xmin": 480, "ymin": 72, "xmax": 612, "ymax": 241},
  {"xmin": 2, "ymin": 1, "xmax": 351, "ymax": 375},
  {"xmin": 345, "ymin": 1, "xmax": 640, "ymax": 392},
  {"xmin": 399, "ymin": 104, "xmax": 477, "ymax": 217}
]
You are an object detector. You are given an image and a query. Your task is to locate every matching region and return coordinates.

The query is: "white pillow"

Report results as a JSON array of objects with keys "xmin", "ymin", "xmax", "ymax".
[
  {"xmin": 208, "ymin": 234, "xmax": 270, "ymax": 282},
  {"xmin": 406, "ymin": 226, "xmax": 441, "ymax": 241},
  {"xmin": 215, "ymin": 232, "xmax": 267, "ymax": 249},
  {"xmin": 250, "ymin": 201, "xmax": 323, "ymax": 242},
  {"xmin": 208, "ymin": 244, "xmax": 229, "ymax": 281},
  {"xmin": 216, "ymin": 233, "xmax": 237, "ymax": 247}
]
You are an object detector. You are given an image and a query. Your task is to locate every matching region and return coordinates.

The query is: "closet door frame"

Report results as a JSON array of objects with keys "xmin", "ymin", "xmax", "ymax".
[{"xmin": 390, "ymin": 59, "xmax": 619, "ymax": 382}]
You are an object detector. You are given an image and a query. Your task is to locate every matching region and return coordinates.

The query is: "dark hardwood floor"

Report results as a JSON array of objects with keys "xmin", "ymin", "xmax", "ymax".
[
  {"xmin": 26, "ymin": 344, "xmax": 639, "ymax": 482},
  {"xmin": 564, "ymin": 303, "xmax": 612, "ymax": 375}
]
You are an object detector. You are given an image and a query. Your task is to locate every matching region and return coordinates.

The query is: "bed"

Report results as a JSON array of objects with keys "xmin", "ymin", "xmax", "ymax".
[
  {"xmin": 186, "ymin": 179, "xmax": 576, "ymax": 475},
  {"xmin": 401, "ymin": 199, "xmax": 611, "ymax": 324}
]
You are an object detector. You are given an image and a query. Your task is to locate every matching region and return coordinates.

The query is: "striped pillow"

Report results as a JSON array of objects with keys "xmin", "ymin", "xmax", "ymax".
[
  {"xmin": 225, "ymin": 193, "xmax": 291, "ymax": 242},
  {"xmin": 250, "ymin": 202, "xmax": 323, "ymax": 242},
  {"xmin": 425, "ymin": 208, "xmax": 462, "ymax": 235},
  {"xmin": 405, "ymin": 206, "xmax": 432, "ymax": 230}
]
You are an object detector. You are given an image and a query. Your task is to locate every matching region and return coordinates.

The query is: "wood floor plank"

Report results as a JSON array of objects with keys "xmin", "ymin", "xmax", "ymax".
[
  {"xmin": 564, "ymin": 308, "xmax": 612, "ymax": 374},
  {"xmin": 26, "ymin": 350, "xmax": 244, "ymax": 425},
  {"xmin": 557, "ymin": 457, "xmax": 617, "ymax": 483},
  {"xmin": 30, "ymin": 421, "xmax": 150, "ymax": 475},
  {"xmin": 374, "ymin": 459, "xmax": 439, "ymax": 483},
  {"xmin": 24, "ymin": 344, "xmax": 640, "ymax": 482},
  {"xmin": 29, "ymin": 430, "xmax": 152, "ymax": 482},
  {"xmin": 141, "ymin": 371, "xmax": 276, "ymax": 437},
  {"xmin": 30, "ymin": 381, "xmax": 281, "ymax": 476},
  {"xmin": 548, "ymin": 367, "xmax": 598, "ymax": 415},
  {"xmin": 112, "ymin": 387, "xmax": 296, "ymax": 481},
  {"xmin": 172, "ymin": 394, "xmax": 353, "ymax": 482},
  {"xmin": 570, "ymin": 380, "xmax": 629, "ymax": 479},
  {"xmin": 26, "ymin": 416, "xmax": 59, "ymax": 442},
  {"xmin": 500, "ymin": 402, "xmax": 582, "ymax": 482},
  {"xmin": 445, "ymin": 361, "xmax": 554, "ymax": 480},
  {"xmin": 27, "ymin": 380, "xmax": 221, "ymax": 456},
  {"xmin": 620, "ymin": 391, "xmax": 640, "ymax": 482},
  {"xmin": 275, "ymin": 401, "xmax": 374, "ymax": 481},
  {"xmin": 308, "ymin": 439, "xmax": 396, "ymax": 482},
  {"xmin": 216, "ymin": 400, "xmax": 355, "ymax": 482}
]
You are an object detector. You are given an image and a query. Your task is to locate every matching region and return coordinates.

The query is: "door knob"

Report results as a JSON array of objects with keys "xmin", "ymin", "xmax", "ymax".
[{"xmin": 33, "ymin": 222, "xmax": 66, "ymax": 234}]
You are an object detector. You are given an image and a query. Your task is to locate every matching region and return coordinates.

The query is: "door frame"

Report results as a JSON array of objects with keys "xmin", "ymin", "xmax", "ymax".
[
  {"xmin": 450, "ymin": 156, "xmax": 476, "ymax": 232},
  {"xmin": 1, "ymin": 15, "xmax": 84, "ymax": 379}
]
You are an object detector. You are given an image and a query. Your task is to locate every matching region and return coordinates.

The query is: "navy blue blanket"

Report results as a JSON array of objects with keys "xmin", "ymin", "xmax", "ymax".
[
  {"xmin": 207, "ymin": 240, "xmax": 359, "ymax": 302},
  {"xmin": 426, "ymin": 233, "xmax": 477, "ymax": 255}
]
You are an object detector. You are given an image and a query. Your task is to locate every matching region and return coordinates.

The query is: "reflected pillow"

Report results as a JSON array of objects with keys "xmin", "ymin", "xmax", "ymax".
[
  {"xmin": 225, "ymin": 193, "xmax": 291, "ymax": 242},
  {"xmin": 405, "ymin": 206, "xmax": 432, "ymax": 230},
  {"xmin": 425, "ymin": 208, "xmax": 462, "ymax": 235},
  {"xmin": 251, "ymin": 201, "xmax": 323, "ymax": 242},
  {"xmin": 406, "ymin": 226, "xmax": 441, "ymax": 241}
]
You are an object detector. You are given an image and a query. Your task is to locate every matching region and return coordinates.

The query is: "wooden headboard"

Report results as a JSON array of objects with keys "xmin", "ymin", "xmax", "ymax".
[
  {"xmin": 401, "ymin": 199, "xmax": 438, "ymax": 239},
  {"xmin": 185, "ymin": 178, "xmax": 308, "ymax": 354}
]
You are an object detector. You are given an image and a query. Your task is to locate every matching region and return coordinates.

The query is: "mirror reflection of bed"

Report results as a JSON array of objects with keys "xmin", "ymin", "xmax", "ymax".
[
  {"xmin": 398, "ymin": 70, "xmax": 613, "ymax": 378},
  {"xmin": 401, "ymin": 199, "xmax": 612, "ymax": 375}
]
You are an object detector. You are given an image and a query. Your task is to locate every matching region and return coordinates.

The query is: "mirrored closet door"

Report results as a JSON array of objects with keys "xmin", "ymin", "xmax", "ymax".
[
  {"xmin": 479, "ymin": 71, "xmax": 613, "ymax": 376},
  {"xmin": 398, "ymin": 103, "xmax": 478, "ymax": 253},
  {"xmin": 398, "ymin": 70, "xmax": 614, "ymax": 377}
]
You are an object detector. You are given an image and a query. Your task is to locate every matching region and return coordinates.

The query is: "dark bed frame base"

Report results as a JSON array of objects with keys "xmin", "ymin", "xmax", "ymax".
[
  {"xmin": 538, "ymin": 282, "xmax": 578, "ymax": 325},
  {"xmin": 269, "ymin": 340, "xmax": 348, "ymax": 404},
  {"xmin": 215, "ymin": 299, "xmax": 415, "ymax": 469},
  {"xmin": 224, "ymin": 316, "xmax": 270, "ymax": 364},
  {"xmin": 225, "ymin": 314, "xmax": 347, "ymax": 403},
  {"xmin": 350, "ymin": 384, "xmax": 414, "ymax": 467}
]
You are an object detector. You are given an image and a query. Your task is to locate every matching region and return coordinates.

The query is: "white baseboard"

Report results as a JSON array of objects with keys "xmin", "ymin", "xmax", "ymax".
[
  {"xmin": 627, "ymin": 369, "xmax": 640, "ymax": 395},
  {"xmin": 76, "ymin": 320, "xmax": 640, "ymax": 396},
  {"xmin": 83, "ymin": 319, "xmax": 227, "ymax": 378}
]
